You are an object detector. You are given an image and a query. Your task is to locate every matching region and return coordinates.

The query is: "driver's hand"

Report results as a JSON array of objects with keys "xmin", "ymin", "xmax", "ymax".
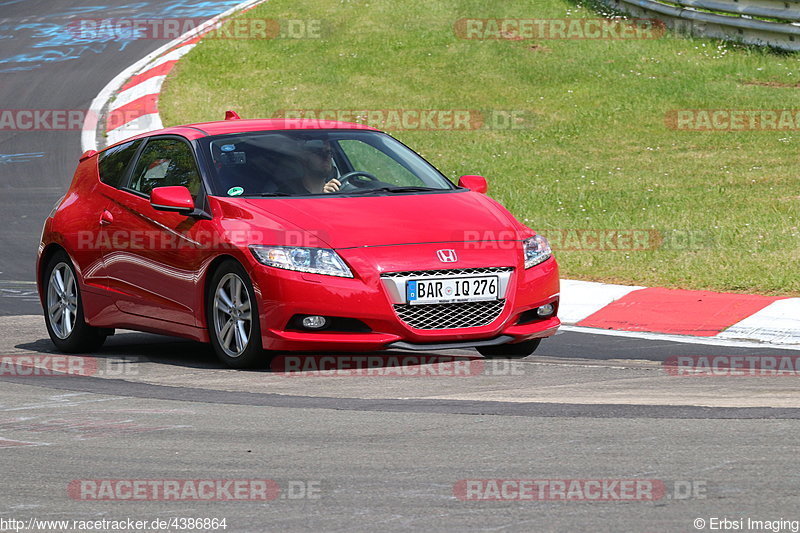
[{"xmin": 323, "ymin": 178, "xmax": 341, "ymax": 193}]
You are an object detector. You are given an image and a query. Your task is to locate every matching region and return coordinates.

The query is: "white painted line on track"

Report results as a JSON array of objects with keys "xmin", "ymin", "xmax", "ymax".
[
  {"xmin": 560, "ymin": 325, "xmax": 800, "ymax": 350},
  {"xmin": 0, "ymin": 437, "xmax": 51, "ymax": 448},
  {"xmin": 718, "ymin": 298, "xmax": 800, "ymax": 345}
]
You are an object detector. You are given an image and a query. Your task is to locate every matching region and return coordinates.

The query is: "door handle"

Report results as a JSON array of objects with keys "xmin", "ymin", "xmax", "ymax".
[{"xmin": 99, "ymin": 210, "xmax": 114, "ymax": 226}]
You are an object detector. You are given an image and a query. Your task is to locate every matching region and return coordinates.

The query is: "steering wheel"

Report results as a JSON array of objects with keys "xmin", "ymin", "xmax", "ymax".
[{"xmin": 338, "ymin": 171, "xmax": 379, "ymax": 188}]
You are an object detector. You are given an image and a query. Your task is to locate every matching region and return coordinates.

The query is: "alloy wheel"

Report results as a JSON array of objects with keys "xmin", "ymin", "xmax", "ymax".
[{"xmin": 212, "ymin": 273, "xmax": 253, "ymax": 358}]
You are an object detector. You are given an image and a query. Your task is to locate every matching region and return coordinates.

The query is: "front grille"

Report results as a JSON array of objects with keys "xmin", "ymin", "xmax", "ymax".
[
  {"xmin": 381, "ymin": 267, "xmax": 514, "ymax": 278},
  {"xmin": 393, "ymin": 300, "xmax": 506, "ymax": 330}
]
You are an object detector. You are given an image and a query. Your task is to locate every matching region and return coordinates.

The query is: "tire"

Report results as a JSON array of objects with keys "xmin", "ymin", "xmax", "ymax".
[
  {"xmin": 207, "ymin": 260, "xmax": 266, "ymax": 369},
  {"xmin": 42, "ymin": 251, "xmax": 107, "ymax": 353},
  {"xmin": 476, "ymin": 338, "xmax": 541, "ymax": 359}
]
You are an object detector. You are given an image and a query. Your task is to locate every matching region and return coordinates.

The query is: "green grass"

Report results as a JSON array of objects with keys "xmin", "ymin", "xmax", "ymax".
[{"xmin": 160, "ymin": 0, "xmax": 800, "ymax": 295}]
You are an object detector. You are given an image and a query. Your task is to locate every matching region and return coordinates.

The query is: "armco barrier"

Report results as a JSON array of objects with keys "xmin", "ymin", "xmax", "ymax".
[{"xmin": 598, "ymin": 0, "xmax": 800, "ymax": 50}]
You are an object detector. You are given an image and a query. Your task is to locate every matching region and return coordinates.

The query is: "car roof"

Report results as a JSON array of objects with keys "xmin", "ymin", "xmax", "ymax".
[{"xmin": 104, "ymin": 118, "xmax": 380, "ymax": 150}]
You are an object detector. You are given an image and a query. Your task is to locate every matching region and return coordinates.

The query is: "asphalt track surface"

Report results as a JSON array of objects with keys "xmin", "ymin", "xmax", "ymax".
[
  {"xmin": 2, "ymin": 314, "xmax": 800, "ymax": 532},
  {"xmin": 1, "ymin": 2, "xmax": 800, "ymax": 532},
  {"xmin": 0, "ymin": 0, "xmax": 248, "ymax": 315}
]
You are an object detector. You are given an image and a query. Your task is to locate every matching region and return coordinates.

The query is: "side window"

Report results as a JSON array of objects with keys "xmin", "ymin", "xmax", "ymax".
[
  {"xmin": 97, "ymin": 139, "xmax": 142, "ymax": 188},
  {"xmin": 128, "ymin": 138, "xmax": 202, "ymax": 198},
  {"xmin": 338, "ymin": 140, "xmax": 422, "ymax": 187}
]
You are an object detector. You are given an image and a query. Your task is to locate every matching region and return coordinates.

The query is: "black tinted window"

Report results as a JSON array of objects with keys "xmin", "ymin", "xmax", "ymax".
[
  {"xmin": 129, "ymin": 138, "xmax": 202, "ymax": 198},
  {"xmin": 199, "ymin": 130, "xmax": 453, "ymax": 197},
  {"xmin": 97, "ymin": 140, "xmax": 141, "ymax": 188}
]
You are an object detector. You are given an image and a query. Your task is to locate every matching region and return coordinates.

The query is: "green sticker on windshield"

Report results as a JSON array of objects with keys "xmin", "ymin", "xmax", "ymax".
[{"xmin": 227, "ymin": 186, "xmax": 244, "ymax": 196}]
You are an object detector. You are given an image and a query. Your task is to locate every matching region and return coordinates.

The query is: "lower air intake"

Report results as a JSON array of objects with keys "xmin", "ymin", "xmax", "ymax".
[{"xmin": 393, "ymin": 300, "xmax": 506, "ymax": 330}]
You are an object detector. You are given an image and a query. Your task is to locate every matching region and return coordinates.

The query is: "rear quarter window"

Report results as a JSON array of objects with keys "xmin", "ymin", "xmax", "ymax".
[{"xmin": 97, "ymin": 140, "xmax": 142, "ymax": 188}]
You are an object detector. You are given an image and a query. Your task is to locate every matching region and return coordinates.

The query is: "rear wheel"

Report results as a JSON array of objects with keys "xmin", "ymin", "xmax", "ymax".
[
  {"xmin": 43, "ymin": 251, "xmax": 107, "ymax": 352},
  {"xmin": 476, "ymin": 338, "xmax": 540, "ymax": 359},
  {"xmin": 207, "ymin": 261, "xmax": 265, "ymax": 369}
]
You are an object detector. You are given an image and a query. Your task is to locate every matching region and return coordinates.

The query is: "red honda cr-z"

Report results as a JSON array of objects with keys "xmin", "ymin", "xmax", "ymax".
[{"xmin": 37, "ymin": 118, "xmax": 559, "ymax": 368}]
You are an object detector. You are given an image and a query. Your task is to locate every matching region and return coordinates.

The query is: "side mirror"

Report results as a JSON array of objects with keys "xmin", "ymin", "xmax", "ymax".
[
  {"xmin": 458, "ymin": 175, "xmax": 488, "ymax": 194},
  {"xmin": 150, "ymin": 186, "xmax": 195, "ymax": 215}
]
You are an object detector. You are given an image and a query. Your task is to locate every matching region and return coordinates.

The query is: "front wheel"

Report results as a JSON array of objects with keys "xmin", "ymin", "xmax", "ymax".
[
  {"xmin": 207, "ymin": 261, "xmax": 266, "ymax": 369},
  {"xmin": 476, "ymin": 338, "xmax": 540, "ymax": 359},
  {"xmin": 43, "ymin": 251, "xmax": 107, "ymax": 352}
]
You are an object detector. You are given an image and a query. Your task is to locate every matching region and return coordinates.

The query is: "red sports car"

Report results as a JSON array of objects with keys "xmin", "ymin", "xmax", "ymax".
[{"xmin": 37, "ymin": 117, "xmax": 559, "ymax": 368}]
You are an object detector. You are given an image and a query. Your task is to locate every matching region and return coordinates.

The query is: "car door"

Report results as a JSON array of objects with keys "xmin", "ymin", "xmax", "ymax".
[{"xmin": 101, "ymin": 135, "xmax": 211, "ymax": 327}]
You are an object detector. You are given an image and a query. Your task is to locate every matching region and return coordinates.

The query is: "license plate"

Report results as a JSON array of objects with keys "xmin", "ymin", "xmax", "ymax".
[{"xmin": 406, "ymin": 276, "xmax": 499, "ymax": 305}]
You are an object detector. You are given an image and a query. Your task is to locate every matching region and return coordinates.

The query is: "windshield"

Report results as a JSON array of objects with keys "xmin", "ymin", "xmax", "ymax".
[{"xmin": 199, "ymin": 130, "xmax": 455, "ymax": 197}]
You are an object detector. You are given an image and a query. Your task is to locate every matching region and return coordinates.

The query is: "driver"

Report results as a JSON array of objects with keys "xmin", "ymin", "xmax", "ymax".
[{"xmin": 301, "ymin": 140, "xmax": 341, "ymax": 194}]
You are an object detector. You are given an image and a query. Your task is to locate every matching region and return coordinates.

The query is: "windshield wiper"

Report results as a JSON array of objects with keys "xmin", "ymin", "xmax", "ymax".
[
  {"xmin": 254, "ymin": 192, "xmax": 293, "ymax": 197},
  {"xmin": 353, "ymin": 186, "xmax": 442, "ymax": 194}
]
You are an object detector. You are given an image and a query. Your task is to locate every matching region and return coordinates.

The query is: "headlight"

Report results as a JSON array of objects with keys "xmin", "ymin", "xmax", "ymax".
[
  {"xmin": 250, "ymin": 245, "xmax": 353, "ymax": 278},
  {"xmin": 523, "ymin": 235, "xmax": 551, "ymax": 269}
]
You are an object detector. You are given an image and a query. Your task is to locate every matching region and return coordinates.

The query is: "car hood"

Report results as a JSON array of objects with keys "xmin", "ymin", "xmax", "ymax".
[{"xmin": 220, "ymin": 191, "xmax": 527, "ymax": 249}]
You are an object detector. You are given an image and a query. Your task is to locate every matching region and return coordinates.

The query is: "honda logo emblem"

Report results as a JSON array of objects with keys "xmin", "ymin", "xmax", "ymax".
[{"xmin": 436, "ymin": 249, "xmax": 458, "ymax": 263}]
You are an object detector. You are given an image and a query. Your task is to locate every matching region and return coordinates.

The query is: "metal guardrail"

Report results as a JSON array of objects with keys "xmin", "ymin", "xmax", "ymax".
[{"xmin": 598, "ymin": 0, "xmax": 800, "ymax": 50}]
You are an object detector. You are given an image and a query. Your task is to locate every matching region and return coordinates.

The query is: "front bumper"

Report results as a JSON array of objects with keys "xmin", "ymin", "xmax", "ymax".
[{"xmin": 247, "ymin": 242, "xmax": 560, "ymax": 352}]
